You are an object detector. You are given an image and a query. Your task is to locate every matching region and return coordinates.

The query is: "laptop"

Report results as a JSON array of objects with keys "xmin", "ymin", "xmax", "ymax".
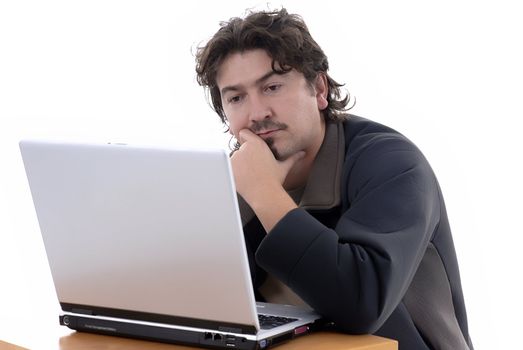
[{"xmin": 19, "ymin": 139, "xmax": 322, "ymax": 349}]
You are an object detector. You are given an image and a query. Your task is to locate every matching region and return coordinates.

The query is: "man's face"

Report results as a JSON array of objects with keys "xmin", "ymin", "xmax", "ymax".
[{"xmin": 216, "ymin": 49, "xmax": 327, "ymax": 160}]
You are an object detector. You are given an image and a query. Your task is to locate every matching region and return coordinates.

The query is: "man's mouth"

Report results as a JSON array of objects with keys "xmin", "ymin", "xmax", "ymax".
[
  {"xmin": 256, "ymin": 129, "xmax": 279, "ymax": 138},
  {"xmin": 250, "ymin": 120, "xmax": 288, "ymax": 139}
]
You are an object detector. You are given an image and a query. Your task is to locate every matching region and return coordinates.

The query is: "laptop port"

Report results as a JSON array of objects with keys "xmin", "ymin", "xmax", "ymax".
[
  {"xmin": 213, "ymin": 333, "xmax": 223, "ymax": 341},
  {"xmin": 204, "ymin": 332, "xmax": 213, "ymax": 340},
  {"xmin": 294, "ymin": 325, "xmax": 309, "ymax": 335}
]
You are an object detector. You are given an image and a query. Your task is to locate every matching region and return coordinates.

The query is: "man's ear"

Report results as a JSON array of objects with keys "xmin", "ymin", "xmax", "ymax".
[{"xmin": 314, "ymin": 73, "xmax": 329, "ymax": 110}]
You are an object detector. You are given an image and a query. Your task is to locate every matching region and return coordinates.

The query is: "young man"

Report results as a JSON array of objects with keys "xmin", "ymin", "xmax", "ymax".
[{"xmin": 195, "ymin": 8, "xmax": 473, "ymax": 350}]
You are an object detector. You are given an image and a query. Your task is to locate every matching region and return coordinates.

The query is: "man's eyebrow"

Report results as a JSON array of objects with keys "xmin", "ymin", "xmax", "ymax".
[{"xmin": 220, "ymin": 70, "xmax": 283, "ymax": 96}]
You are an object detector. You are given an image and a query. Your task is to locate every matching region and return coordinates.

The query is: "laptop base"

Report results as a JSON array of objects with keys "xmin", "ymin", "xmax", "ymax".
[{"xmin": 60, "ymin": 314, "xmax": 301, "ymax": 350}]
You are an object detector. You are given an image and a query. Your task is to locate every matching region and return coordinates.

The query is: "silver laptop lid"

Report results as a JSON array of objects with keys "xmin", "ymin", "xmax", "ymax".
[{"xmin": 20, "ymin": 140, "xmax": 260, "ymax": 331}]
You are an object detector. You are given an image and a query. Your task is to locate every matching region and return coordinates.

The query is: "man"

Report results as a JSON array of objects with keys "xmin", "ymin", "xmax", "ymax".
[{"xmin": 195, "ymin": 8, "xmax": 473, "ymax": 350}]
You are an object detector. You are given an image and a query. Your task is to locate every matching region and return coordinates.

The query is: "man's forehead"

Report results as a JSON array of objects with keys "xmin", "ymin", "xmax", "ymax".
[{"xmin": 216, "ymin": 50, "xmax": 274, "ymax": 86}]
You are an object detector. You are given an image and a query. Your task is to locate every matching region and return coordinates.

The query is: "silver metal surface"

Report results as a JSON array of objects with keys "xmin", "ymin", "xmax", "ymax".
[{"xmin": 20, "ymin": 140, "xmax": 259, "ymax": 329}]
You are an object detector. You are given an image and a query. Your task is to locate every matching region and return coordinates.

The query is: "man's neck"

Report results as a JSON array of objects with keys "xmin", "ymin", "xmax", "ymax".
[
  {"xmin": 283, "ymin": 157, "xmax": 313, "ymax": 190},
  {"xmin": 283, "ymin": 119, "xmax": 326, "ymax": 191}
]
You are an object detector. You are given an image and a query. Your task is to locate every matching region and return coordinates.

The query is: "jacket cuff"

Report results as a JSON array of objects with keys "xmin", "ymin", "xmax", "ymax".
[{"xmin": 254, "ymin": 208, "xmax": 327, "ymax": 284}]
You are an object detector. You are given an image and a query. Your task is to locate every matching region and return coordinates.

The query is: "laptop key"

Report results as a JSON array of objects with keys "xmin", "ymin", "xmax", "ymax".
[{"xmin": 258, "ymin": 314, "xmax": 298, "ymax": 330}]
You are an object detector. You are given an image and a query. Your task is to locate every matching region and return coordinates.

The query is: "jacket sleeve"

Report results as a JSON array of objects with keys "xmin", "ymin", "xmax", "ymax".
[{"xmin": 254, "ymin": 134, "xmax": 441, "ymax": 333}]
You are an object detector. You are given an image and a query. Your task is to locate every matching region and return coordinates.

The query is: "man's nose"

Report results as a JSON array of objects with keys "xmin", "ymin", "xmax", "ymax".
[{"xmin": 247, "ymin": 94, "xmax": 271, "ymax": 123}]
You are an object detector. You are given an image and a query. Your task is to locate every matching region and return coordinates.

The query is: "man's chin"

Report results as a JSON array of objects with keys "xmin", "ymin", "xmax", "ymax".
[
  {"xmin": 266, "ymin": 138, "xmax": 292, "ymax": 161},
  {"xmin": 264, "ymin": 138, "xmax": 279, "ymax": 159},
  {"xmin": 269, "ymin": 146, "xmax": 283, "ymax": 160},
  {"xmin": 270, "ymin": 146, "xmax": 294, "ymax": 161}
]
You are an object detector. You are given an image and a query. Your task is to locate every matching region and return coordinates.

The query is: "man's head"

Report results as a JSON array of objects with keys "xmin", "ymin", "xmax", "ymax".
[
  {"xmin": 195, "ymin": 8, "xmax": 350, "ymax": 126},
  {"xmin": 214, "ymin": 48, "xmax": 328, "ymax": 161}
]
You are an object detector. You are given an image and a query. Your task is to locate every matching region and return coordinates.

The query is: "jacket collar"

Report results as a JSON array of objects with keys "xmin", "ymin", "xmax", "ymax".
[{"xmin": 299, "ymin": 120, "xmax": 345, "ymax": 210}]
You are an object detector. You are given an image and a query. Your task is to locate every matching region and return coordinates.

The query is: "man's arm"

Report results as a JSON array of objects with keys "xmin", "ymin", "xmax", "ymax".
[
  {"xmin": 230, "ymin": 129, "xmax": 304, "ymax": 232},
  {"xmin": 254, "ymin": 134, "xmax": 440, "ymax": 333}
]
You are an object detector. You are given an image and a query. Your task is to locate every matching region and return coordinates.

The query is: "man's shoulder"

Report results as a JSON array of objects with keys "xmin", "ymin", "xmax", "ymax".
[
  {"xmin": 341, "ymin": 115, "xmax": 415, "ymax": 153},
  {"xmin": 342, "ymin": 115, "xmax": 401, "ymax": 139},
  {"xmin": 340, "ymin": 115, "xmax": 431, "ymax": 177}
]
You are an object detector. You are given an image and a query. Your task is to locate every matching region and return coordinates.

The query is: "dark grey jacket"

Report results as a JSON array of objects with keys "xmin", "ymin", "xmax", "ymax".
[{"xmin": 242, "ymin": 116, "xmax": 473, "ymax": 350}]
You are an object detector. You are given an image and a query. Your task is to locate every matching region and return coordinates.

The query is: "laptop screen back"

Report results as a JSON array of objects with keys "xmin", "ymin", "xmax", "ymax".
[{"xmin": 20, "ymin": 140, "xmax": 259, "ymax": 330}]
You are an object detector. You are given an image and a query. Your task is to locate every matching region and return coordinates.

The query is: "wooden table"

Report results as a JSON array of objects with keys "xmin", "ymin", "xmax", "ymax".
[
  {"xmin": 1, "ymin": 328, "xmax": 397, "ymax": 350},
  {"xmin": 0, "ymin": 271, "xmax": 397, "ymax": 350}
]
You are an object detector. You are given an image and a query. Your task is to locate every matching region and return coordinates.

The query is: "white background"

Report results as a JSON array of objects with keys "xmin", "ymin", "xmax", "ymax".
[{"xmin": 1, "ymin": 1, "xmax": 521, "ymax": 349}]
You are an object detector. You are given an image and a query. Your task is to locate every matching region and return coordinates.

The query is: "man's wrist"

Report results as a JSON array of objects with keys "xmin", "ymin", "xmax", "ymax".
[{"xmin": 247, "ymin": 186, "xmax": 297, "ymax": 233}]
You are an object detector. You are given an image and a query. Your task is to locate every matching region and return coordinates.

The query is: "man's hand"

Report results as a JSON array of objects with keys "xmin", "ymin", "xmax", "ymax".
[
  {"xmin": 231, "ymin": 129, "xmax": 303, "ymax": 200},
  {"xmin": 231, "ymin": 129, "xmax": 304, "ymax": 232}
]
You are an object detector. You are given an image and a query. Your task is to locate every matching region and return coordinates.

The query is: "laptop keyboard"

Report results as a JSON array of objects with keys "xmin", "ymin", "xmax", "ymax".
[{"xmin": 258, "ymin": 314, "xmax": 298, "ymax": 330}]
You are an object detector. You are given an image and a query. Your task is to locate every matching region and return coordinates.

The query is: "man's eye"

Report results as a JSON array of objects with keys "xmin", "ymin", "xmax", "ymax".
[
  {"xmin": 228, "ymin": 95, "xmax": 242, "ymax": 103},
  {"xmin": 265, "ymin": 84, "xmax": 282, "ymax": 93}
]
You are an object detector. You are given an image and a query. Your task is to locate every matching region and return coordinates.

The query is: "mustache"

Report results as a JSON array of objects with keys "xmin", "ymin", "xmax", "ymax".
[
  {"xmin": 250, "ymin": 120, "xmax": 288, "ymax": 134},
  {"xmin": 229, "ymin": 120, "xmax": 288, "ymax": 154}
]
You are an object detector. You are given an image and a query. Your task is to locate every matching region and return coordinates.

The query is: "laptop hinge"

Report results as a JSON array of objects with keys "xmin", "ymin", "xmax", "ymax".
[
  {"xmin": 61, "ymin": 303, "xmax": 258, "ymax": 334},
  {"xmin": 71, "ymin": 308, "xmax": 94, "ymax": 315},
  {"xmin": 218, "ymin": 326, "xmax": 243, "ymax": 334}
]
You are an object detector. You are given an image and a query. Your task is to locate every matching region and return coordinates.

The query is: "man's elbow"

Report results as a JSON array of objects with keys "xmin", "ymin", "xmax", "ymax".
[{"xmin": 325, "ymin": 303, "xmax": 386, "ymax": 334}]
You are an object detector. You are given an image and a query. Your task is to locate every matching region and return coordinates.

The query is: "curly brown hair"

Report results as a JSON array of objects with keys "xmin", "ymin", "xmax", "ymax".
[{"xmin": 195, "ymin": 8, "xmax": 352, "ymax": 128}]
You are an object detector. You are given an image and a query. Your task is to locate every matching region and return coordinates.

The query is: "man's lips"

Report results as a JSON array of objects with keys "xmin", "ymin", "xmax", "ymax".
[{"xmin": 256, "ymin": 129, "xmax": 279, "ymax": 138}]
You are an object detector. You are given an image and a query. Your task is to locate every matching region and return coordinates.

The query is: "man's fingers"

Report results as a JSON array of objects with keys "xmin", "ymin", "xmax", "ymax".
[{"xmin": 238, "ymin": 129, "xmax": 257, "ymax": 145}]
